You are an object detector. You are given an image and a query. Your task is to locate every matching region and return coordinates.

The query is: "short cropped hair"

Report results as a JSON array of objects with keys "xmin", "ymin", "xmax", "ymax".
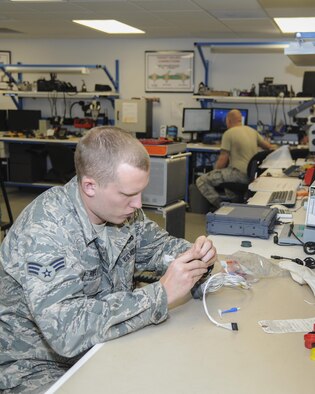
[
  {"xmin": 74, "ymin": 126, "xmax": 150, "ymax": 186},
  {"xmin": 226, "ymin": 109, "xmax": 243, "ymax": 127}
]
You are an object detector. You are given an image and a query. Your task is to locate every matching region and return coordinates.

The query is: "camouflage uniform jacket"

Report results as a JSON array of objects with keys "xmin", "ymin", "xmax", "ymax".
[{"xmin": 0, "ymin": 177, "xmax": 190, "ymax": 390}]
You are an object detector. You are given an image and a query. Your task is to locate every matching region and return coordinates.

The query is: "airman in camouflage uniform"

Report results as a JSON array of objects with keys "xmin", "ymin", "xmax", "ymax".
[
  {"xmin": 196, "ymin": 109, "xmax": 272, "ymax": 209},
  {"xmin": 0, "ymin": 127, "xmax": 216, "ymax": 392}
]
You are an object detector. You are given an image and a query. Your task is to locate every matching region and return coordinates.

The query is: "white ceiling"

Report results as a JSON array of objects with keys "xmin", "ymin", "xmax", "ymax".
[{"xmin": 0, "ymin": 0, "xmax": 314, "ymax": 40}]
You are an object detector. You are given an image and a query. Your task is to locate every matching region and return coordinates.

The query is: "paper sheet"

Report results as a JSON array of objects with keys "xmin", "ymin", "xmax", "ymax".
[
  {"xmin": 247, "ymin": 191, "xmax": 272, "ymax": 205},
  {"xmin": 258, "ymin": 317, "xmax": 315, "ymax": 333},
  {"xmin": 249, "ymin": 176, "xmax": 301, "ymax": 192},
  {"xmin": 260, "ymin": 145, "xmax": 293, "ymax": 169}
]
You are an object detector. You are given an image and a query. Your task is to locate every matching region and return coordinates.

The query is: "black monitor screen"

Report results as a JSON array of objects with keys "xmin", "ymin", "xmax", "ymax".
[
  {"xmin": 0, "ymin": 110, "xmax": 7, "ymax": 131},
  {"xmin": 211, "ymin": 108, "xmax": 248, "ymax": 133},
  {"xmin": 303, "ymin": 72, "xmax": 315, "ymax": 96},
  {"xmin": 182, "ymin": 108, "xmax": 212, "ymax": 134},
  {"xmin": 7, "ymin": 109, "xmax": 42, "ymax": 132}
]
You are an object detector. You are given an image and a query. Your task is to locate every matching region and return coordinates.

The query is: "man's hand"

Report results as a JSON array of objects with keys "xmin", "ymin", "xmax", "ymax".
[{"xmin": 160, "ymin": 236, "xmax": 216, "ymax": 305}]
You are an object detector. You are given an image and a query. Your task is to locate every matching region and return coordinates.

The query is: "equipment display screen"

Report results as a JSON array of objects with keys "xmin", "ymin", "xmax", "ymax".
[
  {"xmin": 211, "ymin": 108, "xmax": 248, "ymax": 133},
  {"xmin": 0, "ymin": 110, "xmax": 7, "ymax": 131},
  {"xmin": 182, "ymin": 108, "xmax": 212, "ymax": 134},
  {"xmin": 7, "ymin": 109, "xmax": 42, "ymax": 132}
]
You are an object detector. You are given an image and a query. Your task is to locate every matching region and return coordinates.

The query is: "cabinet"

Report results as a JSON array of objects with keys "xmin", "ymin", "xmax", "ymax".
[
  {"xmin": 0, "ymin": 137, "xmax": 77, "ymax": 188},
  {"xmin": 115, "ymin": 98, "xmax": 153, "ymax": 138},
  {"xmin": 9, "ymin": 143, "xmax": 47, "ymax": 183}
]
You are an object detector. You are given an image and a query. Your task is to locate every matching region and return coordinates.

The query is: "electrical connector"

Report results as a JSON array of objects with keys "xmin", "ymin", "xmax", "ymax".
[
  {"xmin": 218, "ymin": 307, "xmax": 240, "ymax": 317},
  {"xmin": 202, "ymin": 272, "xmax": 249, "ymax": 331}
]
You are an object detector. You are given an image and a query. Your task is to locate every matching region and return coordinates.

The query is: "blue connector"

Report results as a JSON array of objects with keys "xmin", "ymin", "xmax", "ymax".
[{"xmin": 218, "ymin": 307, "xmax": 240, "ymax": 317}]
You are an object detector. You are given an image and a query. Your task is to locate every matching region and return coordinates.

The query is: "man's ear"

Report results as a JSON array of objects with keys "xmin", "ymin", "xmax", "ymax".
[{"xmin": 81, "ymin": 176, "xmax": 97, "ymax": 197}]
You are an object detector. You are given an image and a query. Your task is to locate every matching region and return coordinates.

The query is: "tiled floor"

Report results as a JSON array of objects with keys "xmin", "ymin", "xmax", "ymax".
[{"xmin": 1, "ymin": 187, "xmax": 208, "ymax": 243}]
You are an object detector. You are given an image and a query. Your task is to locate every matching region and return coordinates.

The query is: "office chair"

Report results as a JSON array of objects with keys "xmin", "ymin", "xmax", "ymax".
[
  {"xmin": 0, "ymin": 161, "xmax": 14, "ymax": 238},
  {"xmin": 217, "ymin": 150, "xmax": 272, "ymax": 203},
  {"xmin": 247, "ymin": 150, "xmax": 272, "ymax": 181},
  {"xmin": 45, "ymin": 144, "xmax": 76, "ymax": 183},
  {"xmin": 189, "ymin": 150, "xmax": 272, "ymax": 213}
]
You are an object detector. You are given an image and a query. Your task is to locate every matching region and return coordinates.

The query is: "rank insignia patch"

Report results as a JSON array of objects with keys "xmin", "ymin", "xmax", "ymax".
[{"xmin": 26, "ymin": 258, "xmax": 66, "ymax": 282}]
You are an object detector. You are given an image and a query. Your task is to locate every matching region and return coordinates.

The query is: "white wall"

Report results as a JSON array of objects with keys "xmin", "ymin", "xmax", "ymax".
[{"xmin": 0, "ymin": 37, "xmax": 314, "ymax": 137}]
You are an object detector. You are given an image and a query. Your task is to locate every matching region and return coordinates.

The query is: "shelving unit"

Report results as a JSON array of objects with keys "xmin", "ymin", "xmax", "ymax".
[
  {"xmin": 193, "ymin": 41, "xmax": 314, "ymax": 111},
  {"xmin": 193, "ymin": 95, "xmax": 314, "ymax": 108},
  {"xmin": 0, "ymin": 63, "xmax": 120, "ymax": 109},
  {"xmin": 194, "ymin": 95, "xmax": 313, "ymax": 105},
  {"xmin": 2, "ymin": 90, "xmax": 119, "ymax": 111},
  {"xmin": 0, "ymin": 64, "xmax": 122, "ymax": 180},
  {"xmin": 2, "ymin": 91, "xmax": 118, "ymax": 99}
]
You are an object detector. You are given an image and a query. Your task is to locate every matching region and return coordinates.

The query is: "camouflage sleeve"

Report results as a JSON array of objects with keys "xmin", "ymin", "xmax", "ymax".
[
  {"xmin": 133, "ymin": 211, "xmax": 192, "ymax": 276},
  {"xmin": 7, "ymin": 222, "xmax": 169, "ymax": 359}
]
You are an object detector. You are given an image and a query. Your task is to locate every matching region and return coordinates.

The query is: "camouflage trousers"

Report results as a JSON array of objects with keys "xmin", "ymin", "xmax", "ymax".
[
  {"xmin": 1, "ymin": 362, "xmax": 66, "ymax": 393},
  {"xmin": 196, "ymin": 167, "xmax": 248, "ymax": 208}
]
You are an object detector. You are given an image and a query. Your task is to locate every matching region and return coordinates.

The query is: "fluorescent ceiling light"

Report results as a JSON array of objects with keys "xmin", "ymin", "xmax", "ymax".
[
  {"xmin": 274, "ymin": 17, "xmax": 315, "ymax": 33},
  {"xmin": 73, "ymin": 20, "xmax": 145, "ymax": 34},
  {"xmin": 4, "ymin": 65, "xmax": 90, "ymax": 74}
]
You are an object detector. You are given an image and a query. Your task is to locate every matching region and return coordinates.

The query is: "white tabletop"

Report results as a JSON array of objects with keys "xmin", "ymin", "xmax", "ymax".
[
  {"xmin": 48, "ymin": 203, "xmax": 315, "ymax": 394},
  {"xmin": 0, "ymin": 136, "xmax": 79, "ymax": 144},
  {"xmin": 53, "ymin": 276, "xmax": 315, "ymax": 394},
  {"xmin": 186, "ymin": 142, "xmax": 221, "ymax": 151}
]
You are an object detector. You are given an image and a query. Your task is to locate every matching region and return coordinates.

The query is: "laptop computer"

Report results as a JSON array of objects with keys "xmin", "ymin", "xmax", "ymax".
[{"xmin": 266, "ymin": 189, "xmax": 297, "ymax": 207}]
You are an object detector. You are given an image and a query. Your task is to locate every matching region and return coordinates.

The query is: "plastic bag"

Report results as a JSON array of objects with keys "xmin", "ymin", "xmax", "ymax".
[{"xmin": 218, "ymin": 250, "xmax": 288, "ymax": 283}]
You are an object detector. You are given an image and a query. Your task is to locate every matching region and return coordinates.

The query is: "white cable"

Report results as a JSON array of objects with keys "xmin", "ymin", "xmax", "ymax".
[{"xmin": 202, "ymin": 272, "xmax": 250, "ymax": 331}]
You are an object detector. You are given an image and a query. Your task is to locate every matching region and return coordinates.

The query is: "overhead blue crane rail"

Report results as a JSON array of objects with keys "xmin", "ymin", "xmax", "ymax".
[
  {"xmin": 194, "ymin": 41, "xmax": 290, "ymax": 87},
  {"xmin": 195, "ymin": 33, "xmax": 315, "ymax": 86}
]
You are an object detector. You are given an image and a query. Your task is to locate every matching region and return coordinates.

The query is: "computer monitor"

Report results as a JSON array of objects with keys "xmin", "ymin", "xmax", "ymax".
[
  {"xmin": 211, "ymin": 108, "xmax": 249, "ymax": 134},
  {"xmin": 7, "ymin": 109, "xmax": 42, "ymax": 132},
  {"xmin": 302, "ymin": 72, "xmax": 315, "ymax": 97},
  {"xmin": 182, "ymin": 107, "xmax": 212, "ymax": 142},
  {"xmin": 0, "ymin": 110, "xmax": 7, "ymax": 131}
]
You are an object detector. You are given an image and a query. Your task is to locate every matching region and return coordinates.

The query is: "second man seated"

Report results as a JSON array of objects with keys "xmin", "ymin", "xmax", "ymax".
[{"xmin": 196, "ymin": 109, "xmax": 273, "ymax": 211}]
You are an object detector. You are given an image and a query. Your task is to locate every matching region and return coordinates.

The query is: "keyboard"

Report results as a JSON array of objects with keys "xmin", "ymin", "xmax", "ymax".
[{"xmin": 266, "ymin": 190, "xmax": 297, "ymax": 207}]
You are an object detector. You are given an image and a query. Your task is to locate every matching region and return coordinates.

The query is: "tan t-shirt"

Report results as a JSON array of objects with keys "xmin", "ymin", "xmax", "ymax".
[{"xmin": 221, "ymin": 125, "xmax": 265, "ymax": 174}]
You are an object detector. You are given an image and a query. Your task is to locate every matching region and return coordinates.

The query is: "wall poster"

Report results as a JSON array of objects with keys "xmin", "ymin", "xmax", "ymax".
[
  {"xmin": 0, "ymin": 51, "xmax": 11, "ymax": 64},
  {"xmin": 145, "ymin": 51, "xmax": 194, "ymax": 92}
]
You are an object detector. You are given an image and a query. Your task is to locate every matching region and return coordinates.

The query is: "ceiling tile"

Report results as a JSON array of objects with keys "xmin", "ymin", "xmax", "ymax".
[
  {"xmin": 195, "ymin": 0, "xmax": 264, "ymax": 11},
  {"xmin": 265, "ymin": 7, "xmax": 315, "ymax": 17},
  {"xmin": 0, "ymin": 0, "xmax": 314, "ymax": 39},
  {"xmin": 259, "ymin": 0, "xmax": 315, "ymax": 7},
  {"xmin": 224, "ymin": 18, "xmax": 280, "ymax": 34},
  {"xmin": 131, "ymin": 0, "xmax": 200, "ymax": 12}
]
